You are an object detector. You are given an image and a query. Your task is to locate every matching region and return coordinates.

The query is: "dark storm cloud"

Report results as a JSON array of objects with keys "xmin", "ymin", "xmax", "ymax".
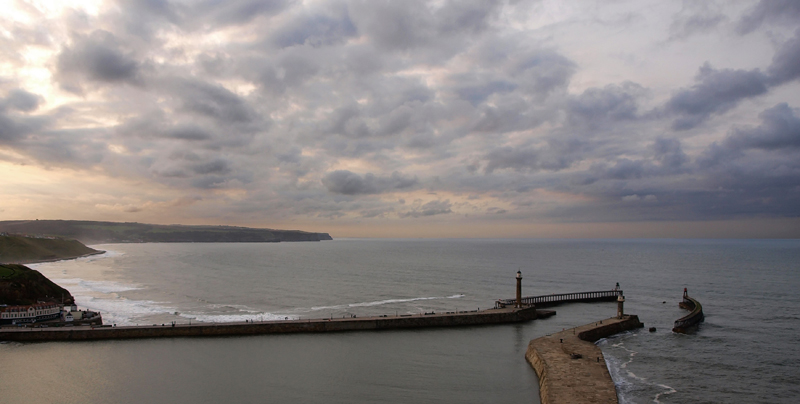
[
  {"xmin": 322, "ymin": 170, "xmax": 418, "ymax": 195},
  {"xmin": 736, "ymin": 0, "xmax": 800, "ymax": 35},
  {"xmin": 56, "ymin": 30, "xmax": 141, "ymax": 92}
]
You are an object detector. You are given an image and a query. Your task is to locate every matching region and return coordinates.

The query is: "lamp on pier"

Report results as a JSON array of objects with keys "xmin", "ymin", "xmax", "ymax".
[{"xmin": 516, "ymin": 271, "xmax": 523, "ymax": 308}]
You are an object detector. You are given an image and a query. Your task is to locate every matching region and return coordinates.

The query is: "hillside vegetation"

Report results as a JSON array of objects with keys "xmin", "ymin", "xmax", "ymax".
[
  {"xmin": 0, "ymin": 234, "xmax": 102, "ymax": 264},
  {"xmin": 0, "ymin": 220, "xmax": 333, "ymax": 244},
  {"xmin": 0, "ymin": 264, "xmax": 75, "ymax": 305}
]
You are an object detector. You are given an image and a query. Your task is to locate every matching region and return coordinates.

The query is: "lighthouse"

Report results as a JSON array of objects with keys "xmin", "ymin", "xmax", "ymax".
[
  {"xmin": 516, "ymin": 271, "xmax": 523, "ymax": 308},
  {"xmin": 617, "ymin": 294, "xmax": 625, "ymax": 318}
]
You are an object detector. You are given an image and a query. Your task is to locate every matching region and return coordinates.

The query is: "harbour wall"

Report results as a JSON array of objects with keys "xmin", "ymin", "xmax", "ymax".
[
  {"xmin": 673, "ymin": 295, "xmax": 704, "ymax": 333},
  {"xmin": 525, "ymin": 315, "xmax": 644, "ymax": 404},
  {"xmin": 0, "ymin": 306, "xmax": 551, "ymax": 342}
]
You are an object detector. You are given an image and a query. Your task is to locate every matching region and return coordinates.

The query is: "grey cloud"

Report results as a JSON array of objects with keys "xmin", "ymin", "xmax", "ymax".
[
  {"xmin": 346, "ymin": 0, "xmax": 433, "ymax": 51},
  {"xmin": 56, "ymin": 30, "xmax": 141, "ymax": 92},
  {"xmin": 166, "ymin": 78, "xmax": 257, "ymax": 126},
  {"xmin": 767, "ymin": 29, "xmax": 800, "ymax": 86},
  {"xmin": 482, "ymin": 143, "xmax": 577, "ymax": 174},
  {"xmin": 349, "ymin": 0, "xmax": 500, "ymax": 54},
  {"xmin": 272, "ymin": 6, "xmax": 357, "ymax": 48},
  {"xmin": 193, "ymin": 0, "xmax": 295, "ymax": 26},
  {"xmin": 567, "ymin": 82, "xmax": 644, "ymax": 128},
  {"xmin": 192, "ymin": 159, "xmax": 232, "ymax": 175},
  {"xmin": 112, "ymin": 0, "xmax": 182, "ymax": 38},
  {"xmin": 399, "ymin": 199, "xmax": 452, "ymax": 218},
  {"xmin": 736, "ymin": 0, "xmax": 800, "ymax": 35},
  {"xmin": 511, "ymin": 49, "xmax": 576, "ymax": 96},
  {"xmin": 665, "ymin": 63, "xmax": 769, "ymax": 130},
  {"xmin": 322, "ymin": 170, "xmax": 418, "ymax": 195},
  {"xmin": 3, "ymin": 89, "xmax": 42, "ymax": 112},
  {"xmin": 653, "ymin": 137, "xmax": 688, "ymax": 169},
  {"xmin": 663, "ymin": 29, "xmax": 800, "ymax": 130},
  {"xmin": 455, "ymin": 78, "xmax": 517, "ymax": 106},
  {"xmin": 0, "ymin": 113, "xmax": 50, "ymax": 144},
  {"xmin": 668, "ymin": 4, "xmax": 726, "ymax": 41},
  {"xmin": 604, "ymin": 159, "xmax": 646, "ymax": 180},
  {"xmin": 168, "ymin": 125, "xmax": 213, "ymax": 141},
  {"xmin": 726, "ymin": 103, "xmax": 800, "ymax": 150}
]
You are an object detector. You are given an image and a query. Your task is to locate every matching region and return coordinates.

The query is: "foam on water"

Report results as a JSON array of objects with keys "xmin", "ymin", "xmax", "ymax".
[
  {"xmin": 82, "ymin": 296, "xmax": 176, "ymax": 326},
  {"xmin": 600, "ymin": 332, "xmax": 677, "ymax": 404},
  {"xmin": 182, "ymin": 312, "xmax": 296, "ymax": 323},
  {"xmin": 306, "ymin": 294, "xmax": 465, "ymax": 311}
]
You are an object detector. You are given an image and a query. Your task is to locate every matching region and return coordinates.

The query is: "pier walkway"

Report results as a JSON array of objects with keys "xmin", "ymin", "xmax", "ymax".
[
  {"xmin": 525, "ymin": 315, "xmax": 644, "ymax": 404},
  {"xmin": 0, "ymin": 306, "xmax": 554, "ymax": 342},
  {"xmin": 496, "ymin": 289, "xmax": 622, "ymax": 308}
]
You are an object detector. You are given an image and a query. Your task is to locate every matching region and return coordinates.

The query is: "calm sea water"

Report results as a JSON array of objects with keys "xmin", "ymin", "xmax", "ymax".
[{"xmin": 3, "ymin": 239, "xmax": 799, "ymax": 403}]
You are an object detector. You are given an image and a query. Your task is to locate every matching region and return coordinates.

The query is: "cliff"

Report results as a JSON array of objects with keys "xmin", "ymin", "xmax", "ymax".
[
  {"xmin": 0, "ymin": 234, "xmax": 102, "ymax": 264},
  {"xmin": 0, "ymin": 264, "xmax": 75, "ymax": 305},
  {"xmin": 0, "ymin": 220, "xmax": 333, "ymax": 244}
]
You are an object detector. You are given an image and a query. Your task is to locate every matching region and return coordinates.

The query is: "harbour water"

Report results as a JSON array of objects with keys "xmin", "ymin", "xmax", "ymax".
[{"xmin": 2, "ymin": 239, "xmax": 799, "ymax": 403}]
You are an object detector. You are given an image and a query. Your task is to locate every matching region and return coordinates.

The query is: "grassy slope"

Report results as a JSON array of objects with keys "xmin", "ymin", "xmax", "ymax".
[
  {"xmin": 0, "ymin": 235, "xmax": 100, "ymax": 264},
  {"xmin": 0, "ymin": 263, "xmax": 74, "ymax": 305}
]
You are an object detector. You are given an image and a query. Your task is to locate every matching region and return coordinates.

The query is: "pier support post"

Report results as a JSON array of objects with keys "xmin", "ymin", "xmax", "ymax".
[{"xmin": 516, "ymin": 271, "xmax": 523, "ymax": 308}]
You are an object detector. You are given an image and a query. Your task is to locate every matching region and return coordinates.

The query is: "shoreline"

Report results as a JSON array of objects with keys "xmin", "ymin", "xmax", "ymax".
[
  {"xmin": 10, "ymin": 250, "xmax": 107, "ymax": 265},
  {"xmin": 525, "ymin": 315, "xmax": 644, "ymax": 404}
]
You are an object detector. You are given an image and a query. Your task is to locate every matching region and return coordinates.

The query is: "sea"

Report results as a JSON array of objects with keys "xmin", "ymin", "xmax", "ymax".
[{"xmin": 1, "ymin": 238, "xmax": 798, "ymax": 404}]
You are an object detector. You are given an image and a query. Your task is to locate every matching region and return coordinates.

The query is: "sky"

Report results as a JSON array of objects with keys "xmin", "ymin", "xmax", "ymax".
[{"xmin": 1, "ymin": 0, "xmax": 799, "ymax": 238}]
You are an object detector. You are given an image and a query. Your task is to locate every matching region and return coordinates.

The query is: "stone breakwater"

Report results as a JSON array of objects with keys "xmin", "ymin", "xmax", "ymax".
[
  {"xmin": 525, "ymin": 315, "xmax": 644, "ymax": 404},
  {"xmin": 0, "ymin": 306, "xmax": 553, "ymax": 342}
]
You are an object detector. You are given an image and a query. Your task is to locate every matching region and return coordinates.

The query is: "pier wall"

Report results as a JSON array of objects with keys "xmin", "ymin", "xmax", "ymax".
[
  {"xmin": 525, "ymin": 315, "xmax": 644, "ymax": 404},
  {"xmin": 0, "ymin": 306, "xmax": 547, "ymax": 342},
  {"xmin": 673, "ymin": 295, "xmax": 704, "ymax": 333}
]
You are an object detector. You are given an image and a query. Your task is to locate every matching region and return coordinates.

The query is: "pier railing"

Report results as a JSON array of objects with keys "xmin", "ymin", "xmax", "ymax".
[{"xmin": 496, "ymin": 290, "xmax": 622, "ymax": 309}]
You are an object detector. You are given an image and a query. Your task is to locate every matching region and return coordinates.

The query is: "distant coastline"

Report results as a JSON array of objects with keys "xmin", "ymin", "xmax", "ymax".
[{"xmin": 0, "ymin": 220, "xmax": 333, "ymax": 244}]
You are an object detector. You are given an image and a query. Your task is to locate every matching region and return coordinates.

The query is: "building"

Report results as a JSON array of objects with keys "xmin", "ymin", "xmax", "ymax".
[{"xmin": 0, "ymin": 302, "xmax": 62, "ymax": 325}]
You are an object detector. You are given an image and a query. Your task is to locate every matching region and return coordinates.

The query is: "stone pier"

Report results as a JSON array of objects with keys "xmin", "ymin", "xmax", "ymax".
[{"xmin": 525, "ymin": 315, "xmax": 644, "ymax": 404}]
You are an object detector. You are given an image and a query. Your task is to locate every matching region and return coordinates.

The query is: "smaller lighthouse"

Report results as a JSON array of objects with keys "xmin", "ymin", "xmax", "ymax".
[
  {"xmin": 617, "ymin": 294, "xmax": 625, "ymax": 318},
  {"xmin": 516, "ymin": 271, "xmax": 523, "ymax": 308}
]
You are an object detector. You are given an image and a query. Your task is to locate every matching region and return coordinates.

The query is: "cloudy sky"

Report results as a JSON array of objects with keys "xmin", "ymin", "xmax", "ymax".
[{"xmin": 1, "ymin": 0, "xmax": 799, "ymax": 238}]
